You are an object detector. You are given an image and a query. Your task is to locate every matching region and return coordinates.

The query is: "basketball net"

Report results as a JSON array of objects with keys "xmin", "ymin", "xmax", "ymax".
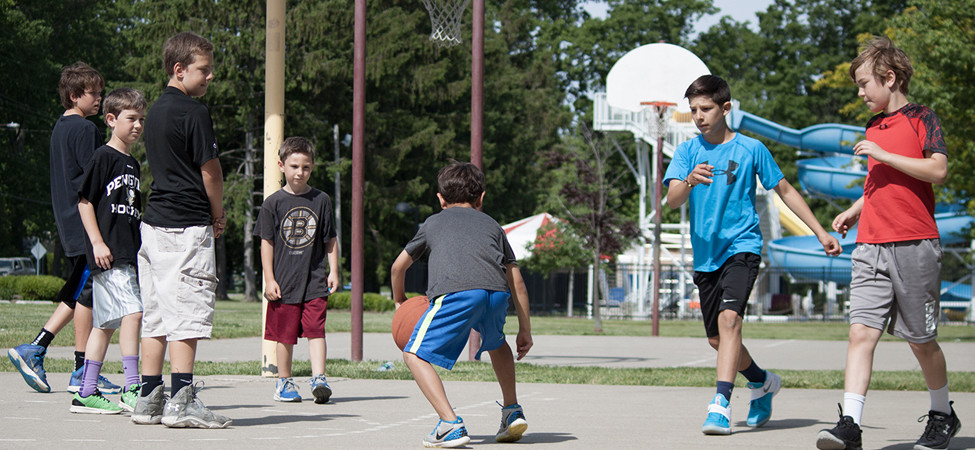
[
  {"xmin": 641, "ymin": 101, "xmax": 677, "ymax": 141},
  {"xmin": 421, "ymin": 0, "xmax": 471, "ymax": 48}
]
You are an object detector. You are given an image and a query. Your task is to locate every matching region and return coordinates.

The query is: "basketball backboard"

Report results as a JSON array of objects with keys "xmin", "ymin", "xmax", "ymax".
[{"xmin": 606, "ymin": 43, "xmax": 710, "ymax": 113}]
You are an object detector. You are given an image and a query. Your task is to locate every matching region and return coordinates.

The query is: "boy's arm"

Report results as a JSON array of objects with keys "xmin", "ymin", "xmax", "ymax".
[
  {"xmin": 390, "ymin": 250, "xmax": 414, "ymax": 306},
  {"xmin": 325, "ymin": 237, "xmax": 340, "ymax": 293},
  {"xmin": 260, "ymin": 239, "xmax": 281, "ymax": 301},
  {"xmin": 854, "ymin": 141, "xmax": 948, "ymax": 184},
  {"xmin": 78, "ymin": 198, "xmax": 113, "ymax": 270},
  {"xmin": 832, "ymin": 196, "xmax": 864, "ymax": 239},
  {"xmin": 505, "ymin": 264, "xmax": 533, "ymax": 360},
  {"xmin": 665, "ymin": 163, "xmax": 713, "ymax": 209},
  {"xmin": 773, "ymin": 179, "xmax": 841, "ymax": 256},
  {"xmin": 201, "ymin": 158, "xmax": 226, "ymax": 238}
]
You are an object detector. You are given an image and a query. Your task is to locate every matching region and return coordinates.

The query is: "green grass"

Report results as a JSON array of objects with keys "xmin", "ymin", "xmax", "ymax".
[
  {"xmin": 4, "ymin": 299, "xmax": 975, "ymax": 391},
  {"xmin": 5, "ymin": 357, "xmax": 974, "ymax": 392}
]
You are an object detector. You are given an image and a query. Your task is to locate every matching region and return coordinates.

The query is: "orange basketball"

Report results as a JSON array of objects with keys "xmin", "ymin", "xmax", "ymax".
[{"xmin": 392, "ymin": 296, "xmax": 429, "ymax": 350}]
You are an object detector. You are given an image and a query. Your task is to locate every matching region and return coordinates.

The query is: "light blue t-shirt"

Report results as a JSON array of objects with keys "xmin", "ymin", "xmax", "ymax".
[{"xmin": 663, "ymin": 132, "xmax": 784, "ymax": 272}]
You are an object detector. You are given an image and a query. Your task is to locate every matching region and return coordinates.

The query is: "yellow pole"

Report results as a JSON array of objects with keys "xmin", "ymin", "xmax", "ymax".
[{"xmin": 261, "ymin": 0, "xmax": 285, "ymax": 377}]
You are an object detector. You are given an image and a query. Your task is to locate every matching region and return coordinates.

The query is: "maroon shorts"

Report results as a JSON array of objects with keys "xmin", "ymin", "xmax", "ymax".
[{"xmin": 264, "ymin": 297, "xmax": 328, "ymax": 345}]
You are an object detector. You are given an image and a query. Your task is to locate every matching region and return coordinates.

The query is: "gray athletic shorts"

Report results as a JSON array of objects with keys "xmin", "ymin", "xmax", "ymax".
[
  {"xmin": 848, "ymin": 239, "xmax": 942, "ymax": 343},
  {"xmin": 92, "ymin": 264, "xmax": 143, "ymax": 329}
]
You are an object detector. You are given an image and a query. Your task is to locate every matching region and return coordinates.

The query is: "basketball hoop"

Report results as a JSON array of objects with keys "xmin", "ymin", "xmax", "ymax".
[
  {"xmin": 421, "ymin": 0, "xmax": 471, "ymax": 48},
  {"xmin": 640, "ymin": 101, "xmax": 677, "ymax": 141}
]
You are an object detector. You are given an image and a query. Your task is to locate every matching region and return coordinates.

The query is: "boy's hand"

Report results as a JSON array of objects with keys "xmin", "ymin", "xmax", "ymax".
[
  {"xmin": 852, "ymin": 140, "xmax": 888, "ymax": 163},
  {"xmin": 515, "ymin": 330, "xmax": 533, "ymax": 360},
  {"xmin": 818, "ymin": 233, "xmax": 842, "ymax": 256},
  {"xmin": 327, "ymin": 271, "xmax": 339, "ymax": 294},
  {"xmin": 832, "ymin": 209, "xmax": 860, "ymax": 239},
  {"xmin": 687, "ymin": 163, "xmax": 714, "ymax": 186},
  {"xmin": 92, "ymin": 243, "xmax": 113, "ymax": 270},
  {"xmin": 212, "ymin": 214, "xmax": 227, "ymax": 238},
  {"xmin": 264, "ymin": 280, "xmax": 281, "ymax": 301}
]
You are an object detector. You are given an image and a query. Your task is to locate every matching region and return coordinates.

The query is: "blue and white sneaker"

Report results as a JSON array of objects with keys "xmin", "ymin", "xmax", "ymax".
[
  {"xmin": 423, "ymin": 417, "xmax": 470, "ymax": 448},
  {"xmin": 7, "ymin": 344, "xmax": 51, "ymax": 393},
  {"xmin": 747, "ymin": 370, "xmax": 781, "ymax": 427},
  {"xmin": 702, "ymin": 393, "xmax": 732, "ymax": 435},
  {"xmin": 310, "ymin": 375, "xmax": 331, "ymax": 404},
  {"xmin": 273, "ymin": 377, "xmax": 302, "ymax": 402},
  {"xmin": 496, "ymin": 403, "xmax": 528, "ymax": 442},
  {"xmin": 67, "ymin": 366, "xmax": 122, "ymax": 395}
]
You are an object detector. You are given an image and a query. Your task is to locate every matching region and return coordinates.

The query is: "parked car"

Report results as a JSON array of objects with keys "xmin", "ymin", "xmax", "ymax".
[{"xmin": 0, "ymin": 257, "xmax": 35, "ymax": 276}]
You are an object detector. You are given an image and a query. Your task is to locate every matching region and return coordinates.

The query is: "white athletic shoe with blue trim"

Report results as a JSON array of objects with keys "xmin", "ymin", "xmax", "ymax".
[{"xmin": 747, "ymin": 370, "xmax": 781, "ymax": 427}]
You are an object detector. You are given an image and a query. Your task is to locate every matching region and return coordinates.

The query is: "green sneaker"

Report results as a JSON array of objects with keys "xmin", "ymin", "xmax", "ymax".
[
  {"xmin": 119, "ymin": 384, "xmax": 140, "ymax": 412},
  {"xmin": 71, "ymin": 390, "xmax": 123, "ymax": 414}
]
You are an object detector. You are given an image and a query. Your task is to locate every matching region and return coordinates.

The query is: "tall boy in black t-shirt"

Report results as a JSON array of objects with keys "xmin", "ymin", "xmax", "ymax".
[
  {"xmin": 73, "ymin": 88, "xmax": 147, "ymax": 414},
  {"xmin": 254, "ymin": 137, "xmax": 339, "ymax": 404},
  {"xmin": 7, "ymin": 62, "xmax": 121, "ymax": 396},
  {"xmin": 133, "ymin": 31, "xmax": 230, "ymax": 429}
]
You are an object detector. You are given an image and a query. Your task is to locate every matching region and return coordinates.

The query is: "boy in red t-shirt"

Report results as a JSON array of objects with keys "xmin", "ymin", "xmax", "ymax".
[{"xmin": 816, "ymin": 36, "xmax": 959, "ymax": 450}]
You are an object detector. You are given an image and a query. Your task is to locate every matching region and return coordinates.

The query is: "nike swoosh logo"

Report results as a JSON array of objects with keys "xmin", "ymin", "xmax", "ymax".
[
  {"xmin": 763, "ymin": 384, "xmax": 772, "ymax": 393},
  {"xmin": 436, "ymin": 429, "xmax": 451, "ymax": 440},
  {"xmin": 722, "ymin": 299, "xmax": 735, "ymax": 303}
]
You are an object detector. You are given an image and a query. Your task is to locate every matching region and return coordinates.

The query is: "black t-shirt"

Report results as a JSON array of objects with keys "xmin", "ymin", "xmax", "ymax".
[
  {"xmin": 254, "ymin": 188, "xmax": 337, "ymax": 304},
  {"xmin": 142, "ymin": 86, "xmax": 219, "ymax": 227},
  {"xmin": 50, "ymin": 114, "xmax": 101, "ymax": 257},
  {"xmin": 78, "ymin": 145, "xmax": 142, "ymax": 274}
]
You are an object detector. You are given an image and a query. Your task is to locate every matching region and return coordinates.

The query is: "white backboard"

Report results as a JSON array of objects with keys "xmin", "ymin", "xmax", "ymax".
[{"xmin": 606, "ymin": 43, "xmax": 710, "ymax": 113}]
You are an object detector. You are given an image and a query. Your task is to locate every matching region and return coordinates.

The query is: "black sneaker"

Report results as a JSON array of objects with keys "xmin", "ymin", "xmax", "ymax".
[
  {"xmin": 914, "ymin": 401, "xmax": 961, "ymax": 450},
  {"xmin": 816, "ymin": 404, "xmax": 863, "ymax": 450}
]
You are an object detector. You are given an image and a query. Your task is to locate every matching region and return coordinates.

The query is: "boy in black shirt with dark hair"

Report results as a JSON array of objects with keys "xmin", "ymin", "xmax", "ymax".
[{"xmin": 73, "ymin": 87, "xmax": 147, "ymax": 414}]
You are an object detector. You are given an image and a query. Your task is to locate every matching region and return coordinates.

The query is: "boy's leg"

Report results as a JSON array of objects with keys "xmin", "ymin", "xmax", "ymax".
[
  {"xmin": 308, "ymin": 338, "xmax": 326, "ymax": 376},
  {"xmin": 70, "ymin": 327, "xmax": 122, "ymax": 414},
  {"xmin": 170, "ymin": 338, "xmax": 197, "ymax": 395},
  {"xmin": 404, "ymin": 351, "xmax": 456, "ymax": 421},
  {"xmin": 488, "ymin": 342, "xmax": 517, "ymax": 406},
  {"xmin": 276, "ymin": 342, "xmax": 294, "ymax": 378}
]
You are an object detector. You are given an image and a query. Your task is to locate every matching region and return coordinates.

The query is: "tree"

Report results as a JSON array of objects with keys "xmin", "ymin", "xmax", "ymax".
[
  {"xmin": 889, "ymin": 1, "xmax": 975, "ymax": 233},
  {"xmin": 520, "ymin": 219, "xmax": 589, "ymax": 316},
  {"xmin": 539, "ymin": 124, "xmax": 640, "ymax": 331}
]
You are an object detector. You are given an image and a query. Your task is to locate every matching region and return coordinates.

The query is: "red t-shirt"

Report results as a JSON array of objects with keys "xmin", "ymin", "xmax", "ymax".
[{"xmin": 858, "ymin": 103, "xmax": 946, "ymax": 244}]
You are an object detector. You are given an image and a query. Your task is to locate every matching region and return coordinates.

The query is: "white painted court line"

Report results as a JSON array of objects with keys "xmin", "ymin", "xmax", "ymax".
[{"xmin": 764, "ymin": 339, "xmax": 796, "ymax": 348}]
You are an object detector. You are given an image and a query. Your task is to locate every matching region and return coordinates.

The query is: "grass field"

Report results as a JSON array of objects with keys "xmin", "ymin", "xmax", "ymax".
[{"xmin": 3, "ymin": 299, "xmax": 974, "ymax": 391}]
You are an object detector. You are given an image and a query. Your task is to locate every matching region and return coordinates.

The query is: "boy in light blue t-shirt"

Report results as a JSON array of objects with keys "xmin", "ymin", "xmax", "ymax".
[{"xmin": 664, "ymin": 75, "xmax": 840, "ymax": 436}]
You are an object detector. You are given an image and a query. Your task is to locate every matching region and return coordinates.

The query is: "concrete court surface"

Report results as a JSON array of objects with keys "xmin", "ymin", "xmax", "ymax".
[
  {"xmin": 4, "ymin": 372, "xmax": 975, "ymax": 449},
  {"xmin": 5, "ymin": 331, "xmax": 975, "ymax": 449}
]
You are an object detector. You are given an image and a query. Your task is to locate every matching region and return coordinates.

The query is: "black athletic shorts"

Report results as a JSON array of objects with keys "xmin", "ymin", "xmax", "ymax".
[
  {"xmin": 693, "ymin": 252, "xmax": 761, "ymax": 338},
  {"xmin": 55, "ymin": 255, "xmax": 93, "ymax": 309}
]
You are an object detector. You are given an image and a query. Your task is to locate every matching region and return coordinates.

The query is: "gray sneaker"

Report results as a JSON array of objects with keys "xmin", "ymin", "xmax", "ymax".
[
  {"xmin": 161, "ymin": 382, "xmax": 232, "ymax": 429},
  {"xmin": 131, "ymin": 384, "xmax": 167, "ymax": 425}
]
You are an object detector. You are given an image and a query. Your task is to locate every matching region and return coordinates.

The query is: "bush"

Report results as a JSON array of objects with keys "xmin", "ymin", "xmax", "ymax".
[
  {"xmin": 326, "ymin": 291, "xmax": 394, "ymax": 312},
  {"xmin": 1, "ymin": 275, "xmax": 64, "ymax": 300}
]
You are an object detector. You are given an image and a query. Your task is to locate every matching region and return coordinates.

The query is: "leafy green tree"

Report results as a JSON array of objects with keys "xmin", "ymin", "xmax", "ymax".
[{"xmin": 889, "ymin": 1, "xmax": 975, "ymax": 231}]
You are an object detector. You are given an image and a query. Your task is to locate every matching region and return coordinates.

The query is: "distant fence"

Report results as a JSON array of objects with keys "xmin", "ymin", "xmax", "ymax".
[{"xmin": 404, "ymin": 261, "xmax": 971, "ymax": 321}]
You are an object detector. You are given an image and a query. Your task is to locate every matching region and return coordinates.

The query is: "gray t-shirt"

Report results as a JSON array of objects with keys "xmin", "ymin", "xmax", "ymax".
[
  {"xmin": 254, "ymin": 187, "xmax": 336, "ymax": 304},
  {"xmin": 404, "ymin": 206, "xmax": 516, "ymax": 299}
]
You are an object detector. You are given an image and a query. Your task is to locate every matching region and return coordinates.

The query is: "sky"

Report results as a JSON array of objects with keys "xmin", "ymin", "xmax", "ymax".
[{"xmin": 584, "ymin": 0, "xmax": 776, "ymax": 36}]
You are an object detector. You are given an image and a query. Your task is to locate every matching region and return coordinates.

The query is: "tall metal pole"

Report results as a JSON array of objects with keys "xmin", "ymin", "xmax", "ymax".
[
  {"xmin": 333, "ymin": 124, "xmax": 342, "ymax": 266},
  {"xmin": 261, "ymin": 0, "xmax": 285, "ymax": 376},
  {"xmin": 467, "ymin": 0, "xmax": 484, "ymax": 361},
  {"xmin": 350, "ymin": 0, "xmax": 366, "ymax": 361},
  {"xmin": 470, "ymin": 0, "xmax": 483, "ymax": 169},
  {"xmin": 652, "ymin": 133, "xmax": 663, "ymax": 336}
]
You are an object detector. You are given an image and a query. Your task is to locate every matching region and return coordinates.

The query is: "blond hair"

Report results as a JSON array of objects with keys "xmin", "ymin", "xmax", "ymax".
[{"xmin": 849, "ymin": 36, "xmax": 913, "ymax": 95}]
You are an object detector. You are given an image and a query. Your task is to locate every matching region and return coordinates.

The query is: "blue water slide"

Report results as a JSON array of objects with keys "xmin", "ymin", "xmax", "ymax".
[
  {"xmin": 729, "ymin": 109, "xmax": 973, "ymax": 302},
  {"xmin": 727, "ymin": 110, "xmax": 863, "ymax": 154}
]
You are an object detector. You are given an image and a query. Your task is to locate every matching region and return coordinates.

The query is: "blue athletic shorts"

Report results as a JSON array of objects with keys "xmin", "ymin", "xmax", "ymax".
[{"xmin": 404, "ymin": 289, "xmax": 510, "ymax": 370}]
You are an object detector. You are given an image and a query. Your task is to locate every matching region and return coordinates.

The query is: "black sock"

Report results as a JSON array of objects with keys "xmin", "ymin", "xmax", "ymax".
[
  {"xmin": 739, "ymin": 360, "xmax": 767, "ymax": 384},
  {"xmin": 141, "ymin": 375, "xmax": 163, "ymax": 397},
  {"xmin": 172, "ymin": 373, "xmax": 193, "ymax": 396},
  {"xmin": 74, "ymin": 351, "xmax": 85, "ymax": 372},
  {"xmin": 31, "ymin": 328, "xmax": 55, "ymax": 348},
  {"xmin": 716, "ymin": 381, "xmax": 734, "ymax": 400}
]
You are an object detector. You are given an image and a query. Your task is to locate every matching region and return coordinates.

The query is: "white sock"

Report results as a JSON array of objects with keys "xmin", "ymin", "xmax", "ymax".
[
  {"xmin": 843, "ymin": 392, "xmax": 866, "ymax": 425},
  {"xmin": 929, "ymin": 383, "xmax": 950, "ymax": 414}
]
